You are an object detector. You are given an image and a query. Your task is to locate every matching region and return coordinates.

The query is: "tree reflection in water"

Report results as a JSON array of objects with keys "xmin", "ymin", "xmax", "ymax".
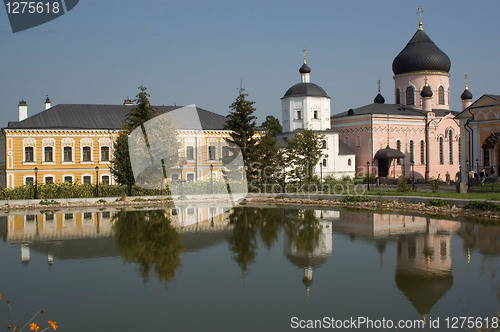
[
  {"xmin": 114, "ymin": 210, "xmax": 183, "ymax": 285},
  {"xmin": 227, "ymin": 207, "xmax": 323, "ymax": 274}
]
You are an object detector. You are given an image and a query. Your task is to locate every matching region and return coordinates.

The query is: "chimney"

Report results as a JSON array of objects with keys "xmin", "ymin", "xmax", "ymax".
[
  {"xmin": 18, "ymin": 100, "xmax": 28, "ymax": 121},
  {"xmin": 45, "ymin": 95, "xmax": 51, "ymax": 110},
  {"xmin": 123, "ymin": 97, "xmax": 133, "ymax": 105}
]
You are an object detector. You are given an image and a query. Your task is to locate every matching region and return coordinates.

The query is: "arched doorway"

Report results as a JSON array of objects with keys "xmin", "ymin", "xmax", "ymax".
[{"xmin": 378, "ymin": 159, "xmax": 389, "ymax": 177}]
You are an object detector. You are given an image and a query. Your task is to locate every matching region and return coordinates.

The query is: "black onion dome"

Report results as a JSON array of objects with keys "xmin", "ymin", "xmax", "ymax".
[
  {"xmin": 284, "ymin": 83, "xmax": 329, "ymax": 98},
  {"xmin": 374, "ymin": 93, "xmax": 385, "ymax": 104},
  {"xmin": 420, "ymin": 85, "xmax": 433, "ymax": 98},
  {"xmin": 392, "ymin": 29, "xmax": 451, "ymax": 75},
  {"xmin": 299, "ymin": 63, "xmax": 311, "ymax": 74},
  {"xmin": 461, "ymin": 89, "xmax": 473, "ymax": 100}
]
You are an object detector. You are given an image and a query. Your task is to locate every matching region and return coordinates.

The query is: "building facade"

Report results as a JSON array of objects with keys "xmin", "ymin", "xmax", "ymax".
[
  {"xmin": 331, "ymin": 11, "xmax": 463, "ymax": 181},
  {"xmin": 279, "ymin": 51, "xmax": 356, "ymax": 179},
  {"xmin": 0, "ymin": 100, "xmax": 232, "ymax": 188},
  {"xmin": 456, "ymin": 94, "xmax": 500, "ymax": 182}
]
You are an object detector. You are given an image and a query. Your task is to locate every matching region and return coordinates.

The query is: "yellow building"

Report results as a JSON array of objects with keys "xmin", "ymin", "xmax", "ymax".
[
  {"xmin": 456, "ymin": 94, "xmax": 500, "ymax": 181},
  {"xmin": 0, "ymin": 98, "xmax": 232, "ymax": 188}
]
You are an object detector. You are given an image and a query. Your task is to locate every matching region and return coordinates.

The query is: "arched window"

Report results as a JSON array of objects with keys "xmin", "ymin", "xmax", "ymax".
[
  {"xmin": 409, "ymin": 140, "xmax": 414, "ymax": 163},
  {"xmin": 406, "ymin": 86, "xmax": 414, "ymax": 105},
  {"xmin": 484, "ymin": 149, "xmax": 490, "ymax": 166},
  {"xmin": 448, "ymin": 130, "xmax": 454, "ymax": 164},
  {"xmin": 396, "ymin": 88, "xmax": 401, "ymax": 104},
  {"xmin": 396, "ymin": 140, "xmax": 402, "ymax": 164},
  {"xmin": 438, "ymin": 86, "xmax": 445, "ymax": 105},
  {"xmin": 439, "ymin": 137, "xmax": 444, "ymax": 165},
  {"xmin": 322, "ymin": 140, "xmax": 327, "ymax": 149},
  {"xmin": 420, "ymin": 140, "xmax": 425, "ymax": 164}
]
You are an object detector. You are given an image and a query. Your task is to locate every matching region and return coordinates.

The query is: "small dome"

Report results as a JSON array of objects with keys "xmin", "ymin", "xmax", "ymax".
[
  {"xmin": 299, "ymin": 63, "xmax": 311, "ymax": 74},
  {"xmin": 420, "ymin": 85, "xmax": 433, "ymax": 98},
  {"xmin": 461, "ymin": 89, "xmax": 473, "ymax": 101},
  {"xmin": 284, "ymin": 82, "xmax": 329, "ymax": 98},
  {"xmin": 374, "ymin": 93, "xmax": 385, "ymax": 104},
  {"xmin": 392, "ymin": 29, "xmax": 451, "ymax": 75}
]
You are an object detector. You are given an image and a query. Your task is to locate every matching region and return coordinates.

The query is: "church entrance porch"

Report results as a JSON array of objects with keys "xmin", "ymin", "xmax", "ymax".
[{"xmin": 374, "ymin": 146, "xmax": 405, "ymax": 179}]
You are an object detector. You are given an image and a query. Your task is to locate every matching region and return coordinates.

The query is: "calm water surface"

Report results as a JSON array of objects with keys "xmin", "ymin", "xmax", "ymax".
[{"xmin": 0, "ymin": 205, "xmax": 499, "ymax": 331}]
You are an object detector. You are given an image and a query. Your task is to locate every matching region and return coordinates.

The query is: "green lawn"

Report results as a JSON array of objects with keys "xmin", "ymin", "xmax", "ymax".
[{"xmin": 363, "ymin": 189, "xmax": 500, "ymax": 201}]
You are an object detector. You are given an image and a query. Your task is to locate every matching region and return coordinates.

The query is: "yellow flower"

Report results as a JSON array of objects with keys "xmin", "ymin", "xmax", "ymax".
[
  {"xmin": 7, "ymin": 324, "xmax": 12, "ymax": 329},
  {"xmin": 29, "ymin": 323, "xmax": 40, "ymax": 331},
  {"xmin": 48, "ymin": 320, "xmax": 58, "ymax": 330}
]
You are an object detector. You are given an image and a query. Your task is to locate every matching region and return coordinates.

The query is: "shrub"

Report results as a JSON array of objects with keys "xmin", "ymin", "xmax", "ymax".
[
  {"xmin": 430, "ymin": 175, "xmax": 443, "ymax": 193},
  {"xmin": 342, "ymin": 195, "xmax": 373, "ymax": 203},
  {"xmin": 465, "ymin": 201, "xmax": 500, "ymax": 212},
  {"xmin": 396, "ymin": 176, "xmax": 411, "ymax": 192},
  {"xmin": 426, "ymin": 199, "xmax": 449, "ymax": 207}
]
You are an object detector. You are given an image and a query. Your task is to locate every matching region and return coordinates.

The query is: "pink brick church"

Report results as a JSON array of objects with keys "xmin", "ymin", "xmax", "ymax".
[{"xmin": 331, "ymin": 8, "xmax": 471, "ymax": 181}]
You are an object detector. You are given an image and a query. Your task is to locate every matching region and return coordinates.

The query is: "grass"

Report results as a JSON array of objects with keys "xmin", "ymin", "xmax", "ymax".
[{"xmin": 363, "ymin": 189, "xmax": 500, "ymax": 201}]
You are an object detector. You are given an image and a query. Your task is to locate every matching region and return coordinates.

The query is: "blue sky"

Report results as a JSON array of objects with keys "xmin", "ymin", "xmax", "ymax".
[{"xmin": 1, "ymin": 0, "xmax": 499, "ymax": 126}]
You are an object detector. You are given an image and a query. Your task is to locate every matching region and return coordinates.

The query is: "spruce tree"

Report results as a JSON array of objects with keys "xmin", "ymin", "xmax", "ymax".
[
  {"xmin": 111, "ymin": 85, "xmax": 159, "ymax": 195},
  {"xmin": 255, "ymin": 116, "xmax": 283, "ymax": 187},
  {"xmin": 224, "ymin": 88, "xmax": 258, "ymax": 180}
]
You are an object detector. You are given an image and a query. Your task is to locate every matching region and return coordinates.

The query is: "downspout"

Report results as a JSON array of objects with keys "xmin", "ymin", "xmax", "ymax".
[
  {"xmin": 465, "ymin": 107, "xmax": 474, "ymax": 169},
  {"xmin": 425, "ymin": 115, "xmax": 430, "ymax": 181}
]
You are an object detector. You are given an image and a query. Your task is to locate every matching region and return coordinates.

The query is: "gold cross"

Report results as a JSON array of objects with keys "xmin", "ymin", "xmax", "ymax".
[
  {"xmin": 303, "ymin": 48, "xmax": 307, "ymax": 64},
  {"xmin": 417, "ymin": 6, "xmax": 423, "ymax": 30},
  {"xmin": 377, "ymin": 80, "xmax": 381, "ymax": 93},
  {"xmin": 464, "ymin": 74, "xmax": 469, "ymax": 89}
]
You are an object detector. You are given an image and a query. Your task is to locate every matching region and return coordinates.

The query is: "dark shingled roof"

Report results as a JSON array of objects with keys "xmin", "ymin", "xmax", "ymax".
[
  {"xmin": 5, "ymin": 104, "xmax": 228, "ymax": 130},
  {"xmin": 374, "ymin": 93, "xmax": 385, "ymax": 104},
  {"xmin": 420, "ymin": 85, "xmax": 433, "ymax": 98},
  {"xmin": 299, "ymin": 63, "xmax": 311, "ymax": 74},
  {"xmin": 283, "ymin": 83, "xmax": 329, "ymax": 98},
  {"xmin": 392, "ymin": 29, "xmax": 451, "ymax": 75},
  {"xmin": 332, "ymin": 103, "xmax": 458, "ymax": 118}
]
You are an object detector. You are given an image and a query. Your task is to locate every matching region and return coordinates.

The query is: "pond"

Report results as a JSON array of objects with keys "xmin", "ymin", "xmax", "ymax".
[{"xmin": 0, "ymin": 204, "xmax": 499, "ymax": 331}]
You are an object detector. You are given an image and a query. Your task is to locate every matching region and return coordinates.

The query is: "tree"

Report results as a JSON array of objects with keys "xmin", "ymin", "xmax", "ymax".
[
  {"xmin": 111, "ymin": 85, "xmax": 160, "ymax": 195},
  {"xmin": 255, "ymin": 116, "xmax": 283, "ymax": 187},
  {"xmin": 286, "ymin": 129, "xmax": 325, "ymax": 184},
  {"xmin": 261, "ymin": 115, "xmax": 282, "ymax": 136},
  {"xmin": 114, "ymin": 210, "xmax": 183, "ymax": 285},
  {"xmin": 224, "ymin": 89, "xmax": 258, "ymax": 180}
]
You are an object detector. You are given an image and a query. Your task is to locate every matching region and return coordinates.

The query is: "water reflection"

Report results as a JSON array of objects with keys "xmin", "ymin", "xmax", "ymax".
[
  {"xmin": 114, "ymin": 210, "xmax": 183, "ymax": 284},
  {"xmin": 1, "ymin": 205, "xmax": 500, "ymax": 327}
]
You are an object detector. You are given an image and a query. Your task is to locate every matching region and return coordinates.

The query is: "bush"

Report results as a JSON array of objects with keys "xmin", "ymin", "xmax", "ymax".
[
  {"xmin": 426, "ymin": 199, "xmax": 449, "ymax": 207},
  {"xmin": 430, "ymin": 175, "xmax": 443, "ymax": 193},
  {"xmin": 342, "ymin": 195, "xmax": 373, "ymax": 203},
  {"xmin": 465, "ymin": 201, "xmax": 500, "ymax": 212},
  {"xmin": 396, "ymin": 176, "xmax": 411, "ymax": 192}
]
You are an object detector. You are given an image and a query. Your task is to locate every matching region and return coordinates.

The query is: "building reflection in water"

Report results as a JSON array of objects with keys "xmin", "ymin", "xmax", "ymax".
[
  {"xmin": 284, "ymin": 210, "xmax": 337, "ymax": 302},
  {"xmin": 0, "ymin": 205, "xmax": 233, "ymax": 270},
  {"xmin": 3, "ymin": 206, "xmax": 499, "ymax": 310},
  {"xmin": 332, "ymin": 211, "xmax": 461, "ymax": 320}
]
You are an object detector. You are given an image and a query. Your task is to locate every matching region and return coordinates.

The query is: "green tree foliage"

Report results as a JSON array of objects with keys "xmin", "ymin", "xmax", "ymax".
[
  {"xmin": 224, "ymin": 89, "xmax": 258, "ymax": 180},
  {"xmin": 254, "ymin": 116, "xmax": 284, "ymax": 185},
  {"xmin": 227, "ymin": 207, "xmax": 258, "ymax": 273},
  {"xmin": 111, "ymin": 85, "xmax": 171, "ymax": 195},
  {"xmin": 261, "ymin": 115, "xmax": 282, "ymax": 136},
  {"xmin": 286, "ymin": 129, "xmax": 325, "ymax": 183},
  {"xmin": 114, "ymin": 210, "xmax": 184, "ymax": 285}
]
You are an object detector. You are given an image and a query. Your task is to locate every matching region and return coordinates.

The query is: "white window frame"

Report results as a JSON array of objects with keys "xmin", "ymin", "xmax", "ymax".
[
  {"xmin": 186, "ymin": 172, "xmax": 195, "ymax": 181},
  {"xmin": 185, "ymin": 145, "xmax": 195, "ymax": 161},
  {"xmin": 23, "ymin": 175, "xmax": 34, "ymax": 186},
  {"xmin": 82, "ymin": 174, "xmax": 93, "ymax": 185},
  {"xmin": 98, "ymin": 138, "xmax": 112, "ymax": 164},
  {"xmin": 63, "ymin": 175, "xmax": 74, "ymax": 183},
  {"xmin": 61, "ymin": 138, "xmax": 75, "ymax": 165},
  {"xmin": 43, "ymin": 175, "xmax": 55, "ymax": 184},
  {"xmin": 22, "ymin": 138, "xmax": 36, "ymax": 165},
  {"xmin": 42, "ymin": 138, "xmax": 56, "ymax": 165},
  {"xmin": 100, "ymin": 174, "xmax": 111, "ymax": 185},
  {"xmin": 80, "ymin": 138, "xmax": 94, "ymax": 164},
  {"xmin": 208, "ymin": 145, "xmax": 217, "ymax": 161}
]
